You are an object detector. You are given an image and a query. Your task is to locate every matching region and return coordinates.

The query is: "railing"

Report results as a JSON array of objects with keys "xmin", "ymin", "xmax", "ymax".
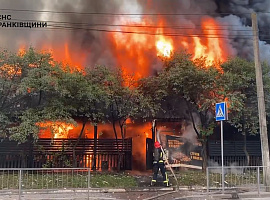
[
  {"xmin": 209, "ymin": 156, "xmax": 262, "ymax": 166},
  {"xmin": 0, "ymin": 138, "xmax": 132, "ymax": 170},
  {"xmin": 0, "ymin": 168, "xmax": 91, "ymax": 200},
  {"xmin": 207, "ymin": 166, "xmax": 270, "ymax": 197}
]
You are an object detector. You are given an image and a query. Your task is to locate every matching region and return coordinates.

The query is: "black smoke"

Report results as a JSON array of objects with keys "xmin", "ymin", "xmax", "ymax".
[{"xmin": 0, "ymin": 0, "xmax": 270, "ymax": 67}]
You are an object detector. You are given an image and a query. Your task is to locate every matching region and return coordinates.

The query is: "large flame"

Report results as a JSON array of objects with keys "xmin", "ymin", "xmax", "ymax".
[
  {"xmin": 111, "ymin": 19, "xmax": 154, "ymax": 79},
  {"xmin": 110, "ymin": 16, "xmax": 228, "ymax": 77},
  {"xmin": 39, "ymin": 43, "xmax": 87, "ymax": 69},
  {"xmin": 156, "ymin": 37, "xmax": 173, "ymax": 58},
  {"xmin": 38, "ymin": 121, "xmax": 74, "ymax": 139},
  {"xmin": 192, "ymin": 18, "xmax": 227, "ymax": 67},
  {"xmin": 17, "ymin": 16, "xmax": 229, "ymax": 78}
]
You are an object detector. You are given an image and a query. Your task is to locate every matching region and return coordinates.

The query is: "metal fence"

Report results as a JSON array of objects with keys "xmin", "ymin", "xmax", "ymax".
[
  {"xmin": 206, "ymin": 166, "xmax": 270, "ymax": 196},
  {"xmin": 0, "ymin": 138, "xmax": 133, "ymax": 170},
  {"xmin": 208, "ymin": 156, "xmax": 262, "ymax": 166},
  {"xmin": 0, "ymin": 168, "xmax": 91, "ymax": 200}
]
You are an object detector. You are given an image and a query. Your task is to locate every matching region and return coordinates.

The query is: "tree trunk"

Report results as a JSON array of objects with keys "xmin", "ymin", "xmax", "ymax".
[
  {"xmin": 202, "ymin": 137, "xmax": 208, "ymax": 171},
  {"xmin": 119, "ymin": 119, "xmax": 126, "ymax": 171},
  {"xmin": 241, "ymin": 115, "xmax": 250, "ymax": 166},
  {"xmin": 185, "ymin": 100, "xmax": 207, "ymax": 170},
  {"xmin": 185, "ymin": 100, "xmax": 200, "ymax": 137},
  {"xmin": 92, "ymin": 124, "xmax": 97, "ymax": 171},
  {"xmin": 72, "ymin": 121, "xmax": 86, "ymax": 167},
  {"xmin": 38, "ymin": 90, "xmax": 42, "ymax": 106},
  {"xmin": 112, "ymin": 119, "xmax": 120, "ymax": 172},
  {"xmin": 243, "ymin": 132, "xmax": 250, "ymax": 166},
  {"xmin": 27, "ymin": 134, "xmax": 34, "ymax": 168}
]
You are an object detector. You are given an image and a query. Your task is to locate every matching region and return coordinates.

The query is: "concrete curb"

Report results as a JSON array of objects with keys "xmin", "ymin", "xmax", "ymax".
[
  {"xmin": 0, "ymin": 187, "xmax": 176, "ymax": 195},
  {"xmin": 0, "ymin": 186, "xmax": 208, "ymax": 195}
]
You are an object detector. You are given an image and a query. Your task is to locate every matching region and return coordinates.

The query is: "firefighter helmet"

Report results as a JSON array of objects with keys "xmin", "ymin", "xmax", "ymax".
[{"xmin": 154, "ymin": 141, "xmax": 161, "ymax": 148}]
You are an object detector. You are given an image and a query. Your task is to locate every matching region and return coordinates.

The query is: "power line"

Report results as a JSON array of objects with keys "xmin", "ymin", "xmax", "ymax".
[
  {"xmin": 0, "ymin": 24, "xmax": 256, "ymax": 39},
  {"xmin": 0, "ymin": 8, "xmax": 251, "ymax": 16},
  {"xmin": 8, "ymin": 18, "xmax": 253, "ymax": 31},
  {"xmin": 2, "ymin": 25, "xmax": 270, "ymax": 41},
  {"xmin": 47, "ymin": 24, "xmax": 254, "ymax": 37},
  {"xmin": 2, "ymin": 18, "xmax": 270, "ymax": 40}
]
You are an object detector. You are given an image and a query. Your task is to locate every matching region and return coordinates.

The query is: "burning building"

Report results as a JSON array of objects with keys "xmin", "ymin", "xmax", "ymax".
[{"xmin": 0, "ymin": 0, "xmax": 270, "ymax": 170}]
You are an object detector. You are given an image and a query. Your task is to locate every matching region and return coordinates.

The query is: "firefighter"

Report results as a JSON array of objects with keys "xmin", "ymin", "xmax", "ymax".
[{"xmin": 151, "ymin": 141, "xmax": 169, "ymax": 187}]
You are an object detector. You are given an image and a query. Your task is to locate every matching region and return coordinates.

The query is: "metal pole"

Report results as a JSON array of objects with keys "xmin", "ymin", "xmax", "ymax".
[
  {"xmin": 207, "ymin": 167, "xmax": 209, "ymax": 197},
  {"xmin": 221, "ymin": 120, "xmax": 224, "ymax": 194},
  {"xmin": 88, "ymin": 168, "xmax": 90, "ymax": 200},
  {"xmin": 93, "ymin": 125, "xmax": 97, "ymax": 171},
  {"xmin": 19, "ymin": 170, "xmax": 22, "ymax": 200},
  {"xmin": 257, "ymin": 166, "xmax": 261, "ymax": 197}
]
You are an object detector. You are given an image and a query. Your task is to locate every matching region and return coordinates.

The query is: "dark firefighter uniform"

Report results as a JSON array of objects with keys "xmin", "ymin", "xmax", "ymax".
[{"xmin": 151, "ymin": 141, "xmax": 169, "ymax": 187}]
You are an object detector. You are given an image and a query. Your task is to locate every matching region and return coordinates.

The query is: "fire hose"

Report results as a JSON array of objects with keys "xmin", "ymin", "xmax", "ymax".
[{"xmin": 160, "ymin": 146, "xmax": 179, "ymax": 190}]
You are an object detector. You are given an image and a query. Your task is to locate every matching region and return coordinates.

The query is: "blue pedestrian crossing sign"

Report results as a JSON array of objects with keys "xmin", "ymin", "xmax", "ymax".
[{"xmin": 215, "ymin": 102, "xmax": 228, "ymax": 121}]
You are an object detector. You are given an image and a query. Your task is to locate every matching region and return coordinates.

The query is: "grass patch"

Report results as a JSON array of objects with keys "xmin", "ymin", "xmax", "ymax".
[
  {"xmin": 0, "ymin": 171, "xmax": 138, "ymax": 190},
  {"xmin": 168, "ymin": 170, "xmax": 207, "ymax": 187},
  {"xmin": 168, "ymin": 169, "xmax": 263, "ymax": 188},
  {"xmin": 90, "ymin": 173, "xmax": 137, "ymax": 187},
  {"xmin": 0, "ymin": 169, "xmax": 260, "ymax": 190}
]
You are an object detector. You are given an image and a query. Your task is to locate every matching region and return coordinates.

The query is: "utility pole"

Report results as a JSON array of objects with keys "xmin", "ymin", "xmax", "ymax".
[{"xmin": 251, "ymin": 12, "xmax": 270, "ymax": 190}]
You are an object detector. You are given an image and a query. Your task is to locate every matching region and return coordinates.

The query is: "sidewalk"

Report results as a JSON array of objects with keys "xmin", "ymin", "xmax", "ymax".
[
  {"xmin": 174, "ymin": 191, "xmax": 270, "ymax": 200},
  {"xmin": 0, "ymin": 187, "xmax": 180, "ymax": 200},
  {"xmin": 1, "ymin": 187, "xmax": 270, "ymax": 200}
]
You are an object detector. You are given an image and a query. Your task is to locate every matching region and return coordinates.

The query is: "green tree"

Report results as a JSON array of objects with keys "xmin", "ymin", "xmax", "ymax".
[
  {"xmin": 88, "ymin": 65, "xmax": 160, "ymax": 171},
  {"xmin": 157, "ymin": 52, "xmax": 256, "ymax": 170},
  {"xmin": 160, "ymin": 52, "xmax": 225, "ymax": 169},
  {"xmin": 7, "ymin": 48, "xmax": 75, "ymax": 143},
  {"xmin": 220, "ymin": 57, "xmax": 270, "ymax": 165},
  {"xmin": 56, "ymin": 65, "xmax": 110, "ymax": 168},
  {"xmin": 0, "ymin": 49, "xmax": 26, "ymax": 138},
  {"xmin": 159, "ymin": 52, "xmax": 270, "ymax": 169}
]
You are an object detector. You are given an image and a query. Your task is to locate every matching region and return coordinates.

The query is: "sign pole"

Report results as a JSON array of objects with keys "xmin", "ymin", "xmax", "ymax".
[
  {"xmin": 221, "ymin": 120, "xmax": 224, "ymax": 194},
  {"xmin": 215, "ymin": 102, "xmax": 227, "ymax": 194}
]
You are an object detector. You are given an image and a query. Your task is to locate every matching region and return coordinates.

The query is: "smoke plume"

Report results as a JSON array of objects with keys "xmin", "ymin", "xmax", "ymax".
[{"xmin": 0, "ymin": 0, "xmax": 270, "ymax": 70}]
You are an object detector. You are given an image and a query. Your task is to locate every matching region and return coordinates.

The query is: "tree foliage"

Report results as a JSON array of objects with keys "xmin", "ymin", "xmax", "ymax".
[
  {"xmin": 0, "ymin": 48, "xmax": 269, "ymax": 153},
  {"xmin": 220, "ymin": 58, "xmax": 270, "ymax": 135}
]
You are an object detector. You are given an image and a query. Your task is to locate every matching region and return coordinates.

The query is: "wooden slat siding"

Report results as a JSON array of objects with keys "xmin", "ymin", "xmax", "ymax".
[
  {"xmin": 34, "ymin": 139, "xmax": 132, "ymax": 154},
  {"xmin": 0, "ymin": 138, "xmax": 132, "ymax": 170}
]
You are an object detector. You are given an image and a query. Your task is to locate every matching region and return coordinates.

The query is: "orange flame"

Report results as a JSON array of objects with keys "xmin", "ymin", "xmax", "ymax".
[
  {"xmin": 193, "ymin": 18, "xmax": 228, "ymax": 68},
  {"xmin": 39, "ymin": 43, "xmax": 87, "ymax": 70},
  {"xmin": 0, "ymin": 64, "xmax": 22, "ymax": 77},
  {"xmin": 111, "ymin": 20, "xmax": 153, "ymax": 79},
  {"xmin": 156, "ymin": 37, "xmax": 173, "ymax": 58},
  {"xmin": 17, "ymin": 16, "xmax": 230, "ymax": 79},
  {"xmin": 18, "ymin": 47, "xmax": 26, "ymax": 57},
  {"xmin": 37, "ymin": 121, "xmax": 74, "ymax": 139}
]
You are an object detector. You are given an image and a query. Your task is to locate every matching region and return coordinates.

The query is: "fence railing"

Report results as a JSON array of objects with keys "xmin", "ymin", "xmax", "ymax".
[
  {"xmin": 206, "ymin": 166, "xmax": 270, "ymax": 196},
  {"xmin": 209, "ymin": 156, "xmax": 262, "ymax": 166},
  {"xmin": 0, "ymin": 168, "xmax": 91, "ymax": 200},
  {"xmin": 0, "ymin": 138, "xmax": 132, "ymax": 170}
]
